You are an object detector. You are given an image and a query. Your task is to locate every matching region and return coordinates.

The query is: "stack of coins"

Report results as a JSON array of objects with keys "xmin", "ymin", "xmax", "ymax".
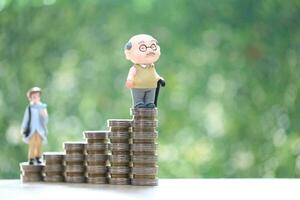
[
  {"xmin": 107, "ymin": 119, "xmax": 131, "ymax": 185},
  {"xmin": 130, "ymin": 108, "xmax": 159, "ymax": 186},
  {"xmin": 83, "ymin": 131, "xmax": 109, "ymax": 184},
  {"xmin": 43, "ymin": 152, "xmax": 65, "ymax": 182},
  {"xmin": 63, "ymin": 141, "xmax": 86, "ymax": 183},
  {"xmin": 20, "ymin": 162, "xmax": 44, "ymax": 182}
]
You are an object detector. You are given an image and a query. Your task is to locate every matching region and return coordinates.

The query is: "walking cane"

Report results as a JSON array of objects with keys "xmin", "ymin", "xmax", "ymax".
[{"xmin": 154, "ymin": 79, "xmax": 166, "ymax": 107}]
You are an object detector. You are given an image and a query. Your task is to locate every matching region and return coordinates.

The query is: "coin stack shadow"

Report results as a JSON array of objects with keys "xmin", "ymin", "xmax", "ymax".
[
  {"xmin": 43, "ymin": 152, "xmax": 65, "ymax": 182},
  {"xmin": 107, "ymin": 119, "xmax": 132, "ymax": 185},
  {"xmin": 83, "ymin": 131, "xmax": 109, "ymax": 184},
  {"xmin": 20, "ymin": 162, "xmax": 44, "ymax": 182},
  {"xmin": 130, "ymin": 108, "xmax": 159, "ymax": 186},
  {"xmin": 63, "ymin": 141, "xmax": 86, "ymax": 183}
]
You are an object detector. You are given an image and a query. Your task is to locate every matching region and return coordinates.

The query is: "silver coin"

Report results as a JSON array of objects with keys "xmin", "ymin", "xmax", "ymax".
[
  {"xmin": 131, "ymin": 166, "xmax": 158, "ymax": 175},
  {"xmin": 86, "ymin": 165, "xmax": 107, "ymax": 174},
  {"xmin": 43, "ymin": 164, "xmax": 64, "ymax": 172},
  {"xmin": 109, "ymin": 131, "xmax": 130, "ymax": 139},
  {"xmin": 63, "ymin": 141, "xmax": 86, "ymax": 151},
  {"xmin": 110, "ymin": 143, "xmax": 130, "ymax": 151},
  {"xmin": 131, "ymin": 155, "xmax": 158, "ymax": 164},
  {"xmin": 64, "ymin": 165, "xmax": 85, "ymax": 173},
  {"xmin": 86, "ymin": 176, "xmax": 107, "ymax": 184},
  {"xmin": 20, "ymin": 174, "xmax": 43, "ymax": 182},
  {"xmin": 108, "ymin": 177, "xmax": 130, "ymax": 185},
  {"xmin": 131, "ymin": 120, "xmax": 158, "ymax": 128},
  {"xmin": 130, "ymin": 108, "xmax": 158, "ymax": 117},
  {"xmin": 85, "ymin": 143, "xmax": 108, "ymax": 151},
  {"xmin": 107, "ymin": 119, "xmax": 132, "ymax": 128},
  {"xmin": 86, "ymin": 154, "xmax": 108, "ymax": 162},
  {"xmin": 131, "ymin": 178, "xmax": 158, "ymax": 186},
  {"xmin": 64, "ymin": 176, "xmax": 86, "ymax": 183},
  {"xmin": 131, "ymin": 131, "xmax": 158, "ymax": 139},
  {"xmin": 131, "ymin": 143, "xmax": 158, "ymax": 152},
  {"xmin": 83, "ymin": 130, "xmax": 108, "ymax": 139},
  {"xmin": 20, "ymin": 162, "xmax": 44, "ymax": 173},
  {"xmin": 109, "ymin": 155, "xmax": 130, "ymax": 163},
  {"xmin": 109, "ymin": 166, "xmax": 130, "ymax": 174},
  {"xmin": 64, "ymin": 154, "xmax": 85, "ymax": 162},
  {"xmin": 43, "ymin": 152, "xmax": 65, "ymax": 161},
  {"xmin": 43, "ymin": 175, "xmax": 64, "ymax": 182}
]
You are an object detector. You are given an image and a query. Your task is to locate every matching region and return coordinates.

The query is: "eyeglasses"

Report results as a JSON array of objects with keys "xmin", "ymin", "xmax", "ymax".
[{"xmin": 139, "ymin": 43, "xmax": 157, "ymax": 52}]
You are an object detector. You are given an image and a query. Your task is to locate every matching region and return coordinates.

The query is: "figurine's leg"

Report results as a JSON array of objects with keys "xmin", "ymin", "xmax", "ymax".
[
  {"xmin": 145, "ymin": 88, "xmax": 156, "ymax": 108},
  {"xmin": 131, "ymin": 88, "xmax": 146, "ymax": 108},
  {"xmin": 35, "ymin": 133, "xmax": 42, "ymax": 164},
  {"xmin": 28, "ymin": 134, "xmax": 35, "ymax": 164}
]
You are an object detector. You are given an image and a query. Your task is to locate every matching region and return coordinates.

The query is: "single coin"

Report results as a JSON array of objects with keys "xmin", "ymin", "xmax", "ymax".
[
  {"xmin": 86, "ymin": 165, "xmax": 107, "ymax": 174},
  {"xmin": 43, "ymin": 175, "xmax": 64, "ymax": 182},
  {"xmin": 20, "ymin": 174, "xmax": 43, "ymax": 182},
  {"xmin": 64, "ymin": 176, "xmax": 86, "ymax": 183},
  {"xmin": 131, "ymin": 143, "xmax": 158, "ymax": 152},
  {"xmin": 132, "ymin": 120, "xmax": 158, "ymax": 128},
  {"xmin": 110, "ymin": 143, "xmax": 130, "ymax": 151},
  {"xmin": 132, "ymin": 166, "xmax": 158, "ymax": 175},
  {"xmin": 131, "ymin": 155, "xmax": 157, "ymax": 163},
  {"xmin": 131, "ymin": 131, "xmax": 158, "ymax": 139},
  {"xmin": 109, "ymin": 166, "xmax": 130, "ymax": 174},
  {"xmin": 63, "ymin": 141, "xmax": 86, "ymax": 151},
  {"xmin": 43, "ymin": 164, "xmax": 64, "ymax": 172},
  {"xmin": 86, "ymin": 176, "xmax": 107, "ymax": 184},
  {"xmin": 108, "ymin": 177, "xmax": 130, "ymax": 185},
  {"xmin": 131, "ymin": 178, "xmax": 158, "ymax": 186},
  {"xmin": 107, "ymin": 119, "xmax": 132, "ymax": 128},
  {"xmin": 83, "ymin": 130, "xmax": 108, "ymax": 139},
  {"xmin": 64, "ymin": 165, "xmax": 85, "ymax": 173},
  {"xmin": 20, "ymin": 162, "xmax": 44, "ymax": 173}
]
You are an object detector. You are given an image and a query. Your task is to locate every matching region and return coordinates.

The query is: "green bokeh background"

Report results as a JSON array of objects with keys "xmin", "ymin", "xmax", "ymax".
[{"xmin": 0, "ymin": 0, "xmax": 299, "ymax": 178}]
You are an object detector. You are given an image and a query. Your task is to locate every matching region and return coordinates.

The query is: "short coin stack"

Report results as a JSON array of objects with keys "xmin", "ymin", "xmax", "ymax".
[
  {"xmin": 83, "ymin": 131, "xmax": 109, "ymax": 184},
  {"xmin": 43, "ymin": 152, "xmax": 65, "ymax": 182},
  {"xmin": 107, "ymin": 119, "xmax": 131, "ymax": 185},
  {"xmin": 20, "ymin": 162, "xmax": 44, "ymax": 182},
  {"xmin": 130, "ymin": 108, "xmax": 159, "ymax": 186},
  {"xmin": 63, "ymin": 141, "xmax": 86, "ymax": 183}
]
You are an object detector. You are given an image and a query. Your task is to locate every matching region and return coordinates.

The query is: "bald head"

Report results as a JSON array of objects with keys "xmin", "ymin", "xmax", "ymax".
[{"xmin": 124, "ymin": 34, "xmax": 161, "ymax": 65}]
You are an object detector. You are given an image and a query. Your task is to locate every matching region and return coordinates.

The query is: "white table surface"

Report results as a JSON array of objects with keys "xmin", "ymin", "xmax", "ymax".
[{"xmin": 0, "ymin": 179, "xmax": 299, "ymax": 200}]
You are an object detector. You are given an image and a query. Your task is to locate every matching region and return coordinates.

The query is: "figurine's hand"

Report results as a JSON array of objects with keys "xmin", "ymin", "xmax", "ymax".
[
  {"xmin": 40, "ymin": 109, "xmax": 47, "ymax": 118},
  {"xmin": 126, "ymin": 80, "xmax": 134, "ymax": 88},
  {"xmin": 159, "ymin": 79, "xmax": 166, "ymax": 87}
]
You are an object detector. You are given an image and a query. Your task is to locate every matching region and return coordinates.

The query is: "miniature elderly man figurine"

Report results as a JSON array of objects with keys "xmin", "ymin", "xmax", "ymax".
[
  {"xmin": 21, "ymin": 87, "xmax": 48, "ymax": 165},
  {"xmin": 124, "ymin": 34, "xmax": 165, "ymax": 108}
]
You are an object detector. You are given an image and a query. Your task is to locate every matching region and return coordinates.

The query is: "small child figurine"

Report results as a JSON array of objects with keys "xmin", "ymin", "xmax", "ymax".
[
  {"xmin": 21, "ymin": 87, "xmax": 48, "ymax": 165},
  {"xmin": 124, "ymin": 34, "xmax": 165, "ymax": 108}
]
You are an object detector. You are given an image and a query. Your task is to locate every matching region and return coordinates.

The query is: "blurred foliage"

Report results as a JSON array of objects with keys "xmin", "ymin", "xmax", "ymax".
[{"xmin": 0, "ymin": 0, "xmax": 300, "ymax": 178}]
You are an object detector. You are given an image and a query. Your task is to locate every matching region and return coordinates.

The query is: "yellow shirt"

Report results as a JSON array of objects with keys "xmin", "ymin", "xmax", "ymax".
[{"xmin": 133, "ymin": 64, "xmax": 160, "ymax": 88}]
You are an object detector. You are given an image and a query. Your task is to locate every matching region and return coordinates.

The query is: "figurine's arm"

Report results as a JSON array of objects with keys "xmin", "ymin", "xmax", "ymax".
[
  {"xmin": 154, "ymin": 68, "xmax": 164, "ymax": 81},
  {"xmin": 126, "ymin": 66, "xmax": 136, "ymax": 88},
  {"xmin": 21, "ymin": 107, "xmax": 29, "ymax": 134}
]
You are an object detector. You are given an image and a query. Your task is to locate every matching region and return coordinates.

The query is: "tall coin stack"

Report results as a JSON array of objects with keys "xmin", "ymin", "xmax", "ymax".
[
  {"xmin": 63, "ymin": 141, "xmax": 86, "ymax": 183},
  {"xmin": 43, "ymin": 152, "xmax": 65, "ymax": 182},
  {"xmin": 107, "ymin": 119, "xmax": 131, "ymax": 185},
  {"xmin": 130, "ymin": 108, "xmax": 159, "ymax": 186},
  {"xmin": 83, "ymin": 131, "xmax": 109, "ymax": 184},
  {"xmin": 20, "ymin": 162, "xmax": 44, "ymax": 182}
]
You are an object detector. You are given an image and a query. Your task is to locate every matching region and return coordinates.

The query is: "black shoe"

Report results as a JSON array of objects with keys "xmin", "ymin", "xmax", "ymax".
[
  {"xmin": 28, "ymin": 159, "xmax": 34, "ymax": 165},
  {"xmin": 145, "ymin": 103, "xmax": 155, "ymax": 108},
  {"xmin": 35, "ymin": 157, "xmax": 42, "ymax": 164},
  {"xmin": 134, "ymin": 103, "xmax": 146, "ymax": 108}
]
